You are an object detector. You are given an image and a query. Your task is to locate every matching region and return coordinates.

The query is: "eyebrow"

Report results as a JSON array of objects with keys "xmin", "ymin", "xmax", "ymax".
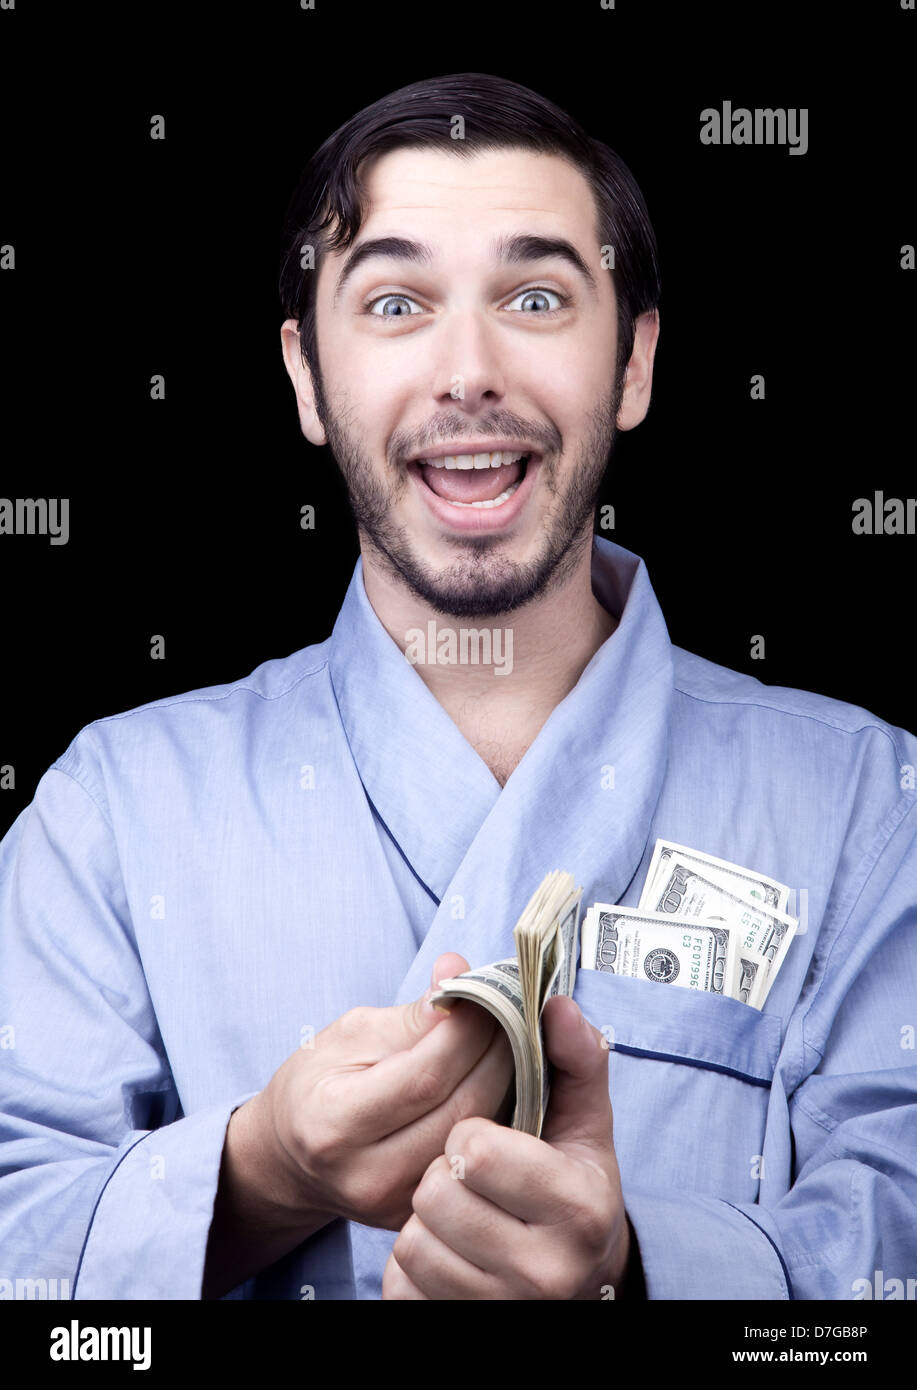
[
  {"xmin": 331, "ymin": 232, "xmax": 598, "ymax": 305},
  {"xmin": 492, "ymin": 234, "xmax": 598, "ymax": 294}
]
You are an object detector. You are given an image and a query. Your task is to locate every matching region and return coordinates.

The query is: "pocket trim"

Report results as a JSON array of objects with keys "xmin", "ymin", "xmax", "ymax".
[
  {"xmin": 609, "ymin": 1043, "xmax": 772, "ymax": 1089},
  {"xmin": 573, "ymin": 966, "xmax": 783, "ymax": 1087}
]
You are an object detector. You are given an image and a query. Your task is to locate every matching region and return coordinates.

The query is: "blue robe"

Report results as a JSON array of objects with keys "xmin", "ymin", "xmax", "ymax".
[{"xmin": 1, "ymin": 537, "xmax": 915, "ymax": 1299}]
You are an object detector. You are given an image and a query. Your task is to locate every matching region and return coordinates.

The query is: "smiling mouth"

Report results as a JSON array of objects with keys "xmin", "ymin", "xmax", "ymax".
[{"xmin": 412, "ymin": 450, "xmax": 532, "ymax": 508}]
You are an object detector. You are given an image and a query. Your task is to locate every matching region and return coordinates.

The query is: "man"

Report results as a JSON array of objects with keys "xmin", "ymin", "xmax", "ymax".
[{"xmin": 1, "ymin": 74, "xmax": 915, "ymax": 1302}]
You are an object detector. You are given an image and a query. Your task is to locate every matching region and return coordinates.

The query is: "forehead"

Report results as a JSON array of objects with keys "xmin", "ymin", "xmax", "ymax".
[{"xmin": 348, "ymin": 145, "xmax": 601, "ymax": 246}]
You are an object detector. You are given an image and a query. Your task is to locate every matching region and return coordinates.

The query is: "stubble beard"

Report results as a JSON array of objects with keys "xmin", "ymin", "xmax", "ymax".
[{"xmin": 311, "ymin": 359, "xmax": 623, "ymax": 621}]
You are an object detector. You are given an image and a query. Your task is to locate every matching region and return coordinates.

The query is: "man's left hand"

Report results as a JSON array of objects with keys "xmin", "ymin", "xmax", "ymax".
[{"xmin": 381, "ymin": 992, "xmax": 633, "ymax": 1299}]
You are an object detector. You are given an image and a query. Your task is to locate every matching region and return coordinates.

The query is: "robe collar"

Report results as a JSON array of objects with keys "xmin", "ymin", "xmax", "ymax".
[{"xmin": 327, "ymin": 536, "xmax": 674, "ymax": 1001}]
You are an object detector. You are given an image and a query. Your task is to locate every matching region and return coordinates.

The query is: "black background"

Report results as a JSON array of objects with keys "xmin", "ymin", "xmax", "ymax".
[{"xmin": 1, "ymin": 0, "xmax": 914, "ymax": 839}]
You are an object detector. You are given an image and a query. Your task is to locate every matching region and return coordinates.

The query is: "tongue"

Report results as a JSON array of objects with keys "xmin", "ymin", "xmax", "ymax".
[{"xmin": 422, "ymin": 458, "xmax": 524, "ymax": 503}]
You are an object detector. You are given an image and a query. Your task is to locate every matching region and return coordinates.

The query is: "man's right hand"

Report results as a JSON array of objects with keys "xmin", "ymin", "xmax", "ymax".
[
  {"xmin": 258, "ymin": 951, "xmax": 515, "ymax": 1230},
  {"xmin": 203, "ymin": 953, "xmax": 515, "ymax": 1296}
]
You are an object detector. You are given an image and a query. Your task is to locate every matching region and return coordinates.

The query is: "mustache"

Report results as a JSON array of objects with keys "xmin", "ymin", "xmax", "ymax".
[{"xmin": 389, "ymin": 411, "xmax": 563, "ymax": 465}]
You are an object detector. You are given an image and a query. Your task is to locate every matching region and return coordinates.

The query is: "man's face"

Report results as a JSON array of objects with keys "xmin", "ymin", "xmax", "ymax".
[{"xmin": 305, "ymin": 146, "xmax": 623, "ymax": 618}]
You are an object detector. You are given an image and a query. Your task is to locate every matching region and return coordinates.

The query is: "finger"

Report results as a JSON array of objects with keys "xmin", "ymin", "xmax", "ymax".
[
  {"xmin": 443, "ymin": 1117, "xmax": 584, "ymax": 1225},
  {"xmin": 381, "ymin": 1251, "xmax": 429, "ymax": 1300},
  {"xmin": 408, "ymin": 1154, "xmax": 531, "ymax": 1281},
  {"xmin": 335, "ymin": 993, "xmax": 502, "ymax": 1144},
  {"xmin": 329, "ymin": 952, "xmax": 472, "ymax": 1063},
  {"xmin": 539, "ymin": 995, "xmax": 614, "ymax": 1149},
  {"xmin": 392, "ymin": 1212, "xmax": 504, "ymax": 1300},
  {"xmin": 371, "ymin": 1016, "xmax": 514, "ymax": 1171},
  {"xmin": 429, "ymin": 1011, "xmax": 515, "ymax": 1131}
]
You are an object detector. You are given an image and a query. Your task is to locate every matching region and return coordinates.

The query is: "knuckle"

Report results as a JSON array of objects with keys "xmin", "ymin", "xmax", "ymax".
[
  {"xmin": 392, "ymin": 1216, "xmax": 420, "ymax": 1268},
  {"xmin": 459, "ymin": 1130, "xmax": 493, "ymax": 1176},
  {"xmin": 574, "ymin": 1202, "xmax": 612, "ymax": 1254},
  {"xmin": 304, "ymin": 1091, "xmax": 346, "ymax": 1163},
  {"xmin": 340, "ymin": 1167, "xmax": 387, "ymax": 1222},
  {"xmin": 406, "ymin": 1061, "xmax": 445, "ymax": 1109},
  {"xmin": 550, "ymin": 1263, "xmax": 580, "ymax": 1301},
  {"xmin": 305, "ymin": 1125, "xmax": 340, "ymax": 1166},
  {"xmin": 531, "ymin": 1257, "xmax": 577, "ymax": 1301},
  {"xmin": 381, "ymin": 1259, "xmax": 399, "ymax": 1298},
  {"xmin": 337, "ymin": 1005, "xmax": 374, "ymax": 1038},
  {"xmin": 515, "ymin": 1256, "xmax": 553, "ymax": 1300},
  {"xmin": 341, "ymin": 1161, "xmax": 413, "ymax": 1229},
  {"xmin": 446, "ymin": 1116, "xmax": 483, "ymax": 1153},
  {"xmin": 412, "ymin": 1161, "xmax": 450, "ymax": 1219}
]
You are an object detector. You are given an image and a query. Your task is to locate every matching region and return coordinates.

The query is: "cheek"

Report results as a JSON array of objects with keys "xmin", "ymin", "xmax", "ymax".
[
  {"xmin": 550, "ymin": 337, "xmax": 615, "ymax": 403},
  {"xmin": 328, "ymin": 340, "xmax": 418, "ymax": 437},
  {"xmin": 517, "ymin": 323, "xmax": 616, "ymax": 414}
]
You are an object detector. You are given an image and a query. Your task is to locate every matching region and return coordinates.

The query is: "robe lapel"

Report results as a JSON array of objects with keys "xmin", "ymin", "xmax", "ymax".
[
  {"xmin": 328, "ymin": 558, "xmax": 501, "ymax": 906},
  {"xmin": 330, "ymin": 538, "xmax": 674, "ymax": 1008},
  {"xmin": 390, "ymin": 539, "xmax": 674, "ymax": 1004}
]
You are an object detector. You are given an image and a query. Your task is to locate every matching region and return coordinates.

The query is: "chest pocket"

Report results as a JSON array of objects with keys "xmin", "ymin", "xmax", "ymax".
[{"xmin": 572, "ymin": 968, "xmax": 784, "ymax": 1206}]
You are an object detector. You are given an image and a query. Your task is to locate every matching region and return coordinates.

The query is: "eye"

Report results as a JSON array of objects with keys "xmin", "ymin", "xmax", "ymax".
[
  {"xmin": 367, "ymin": 293, "xmax": 425, "ymax": 317},
  {"xmin": 504, "ymin": 287, "xmax": 568, "ymax": 314}
]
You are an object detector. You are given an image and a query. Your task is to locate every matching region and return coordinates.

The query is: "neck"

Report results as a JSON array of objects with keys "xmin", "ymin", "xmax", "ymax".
[{"xmin": 360, "ymin": 537, "xmax": 618, "ymax": 758}]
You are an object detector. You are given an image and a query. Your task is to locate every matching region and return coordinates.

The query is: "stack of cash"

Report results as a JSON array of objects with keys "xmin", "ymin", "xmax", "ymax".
[
  {"xmin": 581, "ymin": 840, "xmax": 798, "ymax": 1009},
  {"xmin": 429, "ymin": 870, "xmax": 583, "ymax": 1137},
  {"xmin": 429, "ymin": 843, "xmax": 797, "ymax": 1135}
]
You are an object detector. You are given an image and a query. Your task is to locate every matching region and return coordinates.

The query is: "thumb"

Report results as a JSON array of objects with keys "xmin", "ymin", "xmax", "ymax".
[
  {"xmin": 539, "ymin": 995, "xmax": 613, "ymax": 1150},
  {"xmin": 405, "ymin": 952, "xmax": 471, "ymax": 1038},
  {"xmin": 429, "ymin": 952, "xmax": 470, "ymax": 994}
]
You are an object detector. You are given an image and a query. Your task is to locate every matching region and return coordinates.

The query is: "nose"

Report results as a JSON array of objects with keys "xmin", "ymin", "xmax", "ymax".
[{"xmin": 430, "ymin": 309, "xmax": 507, "ymax": 412}]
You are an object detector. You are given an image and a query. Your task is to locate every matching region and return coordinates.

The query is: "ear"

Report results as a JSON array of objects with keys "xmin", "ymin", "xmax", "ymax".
[
  {"xmin": 616, "ymin": 309, "xmax": 660, "ymax": 432},
  {"xmin": 280, "ymin": 319, "xmax": 328, "ymax": 447}
]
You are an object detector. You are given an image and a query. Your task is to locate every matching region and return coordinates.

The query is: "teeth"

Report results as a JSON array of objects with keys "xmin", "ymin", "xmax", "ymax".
[
  {"xmin": 421, "ymin": 450, "xmax": 527, "ymax": 470},
  {"xmin": 444, "ymin": 479, "xmax": 523, "ymax": 509}
]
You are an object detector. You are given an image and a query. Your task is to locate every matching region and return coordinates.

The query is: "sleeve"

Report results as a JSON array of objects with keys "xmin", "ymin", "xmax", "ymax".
[
  {"xmin": 0, "ymin": 760, "xmax": 259, "ymax": 1300},
  {"xmin": 624, "ymin": 786, "xmax": 917, "ymax": 1301}
]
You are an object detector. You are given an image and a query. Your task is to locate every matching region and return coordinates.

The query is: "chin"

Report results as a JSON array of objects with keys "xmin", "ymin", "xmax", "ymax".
[{"xmin": 405, "ymin": 565, "xmax": 547, "ymax": 621}]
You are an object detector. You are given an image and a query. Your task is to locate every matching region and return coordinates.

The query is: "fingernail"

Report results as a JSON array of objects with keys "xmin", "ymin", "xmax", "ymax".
[{"xmin": 424, "ymin": 985, "xmax": 452, "ymax": 1015}]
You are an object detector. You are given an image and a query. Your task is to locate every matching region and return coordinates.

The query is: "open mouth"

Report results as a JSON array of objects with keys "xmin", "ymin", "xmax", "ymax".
[{"xmin": 410, "ymin": 450, "xmax": 533, "ymax": 509}]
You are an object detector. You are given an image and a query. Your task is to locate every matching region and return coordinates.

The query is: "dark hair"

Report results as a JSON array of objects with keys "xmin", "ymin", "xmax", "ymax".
[{"xmin": 278, "ymin": 72, "xmax": 661, "ymax": 390}]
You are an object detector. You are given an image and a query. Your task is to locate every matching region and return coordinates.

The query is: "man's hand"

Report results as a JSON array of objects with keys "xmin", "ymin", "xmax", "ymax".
[
  {"xmin": 202, "ymin": 953, "xmax": 515, "ymax": 1297},
  {"xmin": 248, "ymin": 952, "xmax": 515, "ymax": 1230},
  {"xmin": 382, "ymin": 992, "xmax": 633, "ymax": 1300}
]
